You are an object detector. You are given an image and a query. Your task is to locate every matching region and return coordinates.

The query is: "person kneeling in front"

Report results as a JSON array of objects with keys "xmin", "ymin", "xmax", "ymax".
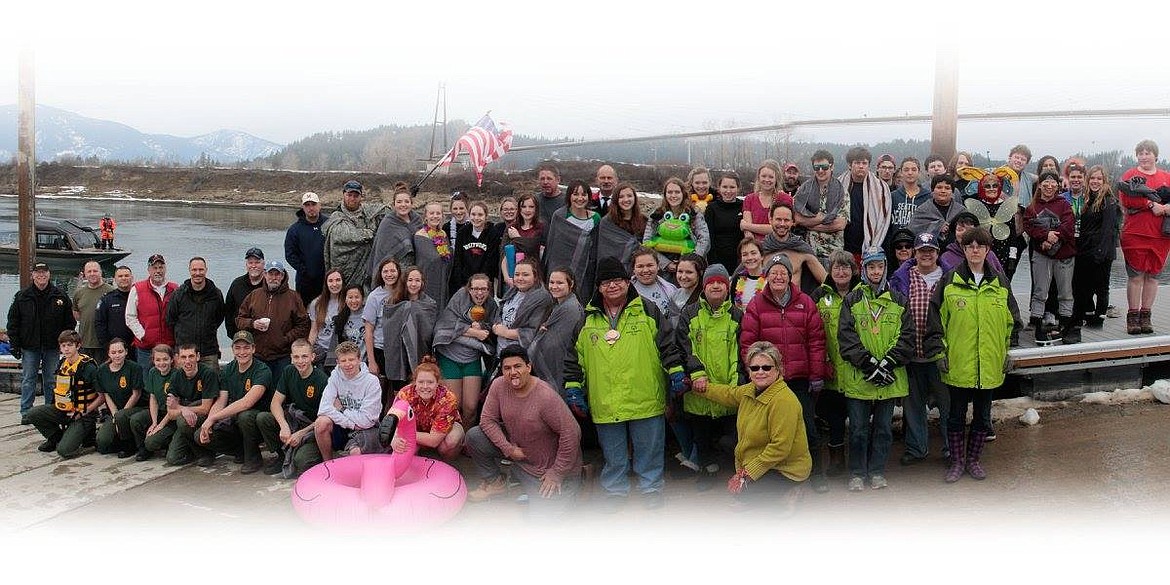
[
  {"xmin": 692, "ymin": 341, "xmax": 810, "ymax": 511},
  {"xmin": 313, "ymin": 341, "xmax": 382, "ymax": 460},
  {"xmin": 464, "ymin": 345, "xmax": 582, "ymax": 520},
  {"xmin": 27, "ymin": 330, "xmax": 101, "ymax": 458},
  {"xmin": 197, "ymin": 331, "xmax": 272, "ymax": 472}
]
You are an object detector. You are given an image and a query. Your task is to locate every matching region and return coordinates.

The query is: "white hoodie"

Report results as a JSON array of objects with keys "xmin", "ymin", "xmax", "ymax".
[{"xmin": 317, "ymin": 362, "xmax": 382, "ymax": 430}]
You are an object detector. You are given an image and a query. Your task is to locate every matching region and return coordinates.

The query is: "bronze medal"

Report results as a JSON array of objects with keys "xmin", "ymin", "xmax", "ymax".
[
  {"xmin": 871, "ymin": 321, "xmax": 881, "ymax": 335},
  {"xmin": 605, "ymin": 329, "xmax": 620, "ymax": 344}
]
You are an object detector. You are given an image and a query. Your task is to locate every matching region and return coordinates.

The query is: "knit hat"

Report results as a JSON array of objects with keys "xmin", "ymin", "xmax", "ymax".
[
  {"xmin": 703, "ymin": 264, "xmax": 730, "ymax": 287},
  {"xmin": 862, "ymin": 246, "xmax": 886, "ymax": 266},
  {"xmin": 596, "ymin": 256, "xmax": 629, "ymax": 284},
  {"xmin": 763, "ymin": 253, "xmax": 792, "ymax": 277}
]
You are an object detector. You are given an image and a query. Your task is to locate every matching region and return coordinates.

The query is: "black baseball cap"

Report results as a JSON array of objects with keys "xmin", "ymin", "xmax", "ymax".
[
  {"xmin": 343, "ymin": 180, "xmax": 363, "ymax": 194},
  {"xmin": 245, "ymin": 247, "xmax": 264, "ymax": 260},
  {"xmin": 32, "ymin": 262, "xmax": 49, "ymax": 272}
]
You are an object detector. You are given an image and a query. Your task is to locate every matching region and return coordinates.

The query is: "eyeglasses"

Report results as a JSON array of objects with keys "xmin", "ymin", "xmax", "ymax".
[
  {"xmin": 895, "ymin": 244, "xmax": 914, "ymax": 250},
  {"xmin": 812, "ymin": 163, "xmax": 832, "ymax": 171},
  {"xmin": 748, "ymin": 364, "xmax": 775, "ymax": 372},
  {"xmin": 963, "ymin": 243, "xmax": 989, "ymax": 251}
]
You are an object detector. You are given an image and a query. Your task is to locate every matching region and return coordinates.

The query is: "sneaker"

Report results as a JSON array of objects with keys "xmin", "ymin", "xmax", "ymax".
[
  {"xmin": 196, "ymin": 454, "xmax": 216, "ymax": 467},
  {"xmin": 20, "ymin": 414, "xmax": 31, "ymax": 426},
  {"xmin": 899, "ymin": 453, "xmax": 927, "ymax": 466},
  {"xmin": 240, "ymin": 460, "xmax": 262, "ymax": 475},
  {"xmin": 642, "ymin": 490, "xmax": 665, "ymax": 510},
  {"xmin": 696, "ymin": 470, "xmax": 718, "ymax": 492},
  {"xmin": 135, "ymin": 448, "xmax": 152, "ymax": 462},
  {"xmin": 675, "ymin": 452, "xmax": 700, "ymax": 472},
  {"xmin": 168, "ymin": 455, "xmax": 195, "ymax": 467},
  {"xmin": 985, "ymin": 432, "xmax": 997, "ymax": 442},
  {"xmin": 116, "ymin": 450, "xmax": 134, "ymax": 459},
  {"xmin": 810, "ymin": 473, "xmax": 830, "ymax": 493},
  {"xmin": 263, "ymin": 458, "xmax": 283, "ymax": 475},
  {"xmin": 38, "ymin": 440, "xmax": 57, "ymax": 453},
  {"xmin": 515, "ymin": 494, "xmax": 529, "ymax": 504},
  {"xmin": 1106, "ymin": 305, "xmax": 1122, "ymax": 319},
  {"xmin": 869, "ymin": 475, "xmax": 888, "ymax": 489},
  {"xmin": 468, "ymin": 476, "xmax": 509, "ymax": 502},
  {"xmin": 847, "ymin": 476, "xmax": 865, "ymax": 492}
]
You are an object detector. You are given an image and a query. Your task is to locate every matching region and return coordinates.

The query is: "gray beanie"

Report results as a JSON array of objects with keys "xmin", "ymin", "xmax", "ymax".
[
  {"xmin": 763, "ymin": 253, "xmax": 792, "ymax": 277},
  {"xmin": 703, "ymin": 264, "xmax": 730, "ymax": 287}
]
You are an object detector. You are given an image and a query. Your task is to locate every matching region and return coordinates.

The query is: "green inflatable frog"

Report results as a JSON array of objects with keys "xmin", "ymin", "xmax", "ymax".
[{"xmin": 647, "ymin": 212, "xmax": 695, "ymax": 256}]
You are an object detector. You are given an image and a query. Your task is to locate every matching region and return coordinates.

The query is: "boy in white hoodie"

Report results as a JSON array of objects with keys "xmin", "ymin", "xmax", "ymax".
[{"xmin": 313, "ymin": 341, "xmax": 383, "ymax": 460}]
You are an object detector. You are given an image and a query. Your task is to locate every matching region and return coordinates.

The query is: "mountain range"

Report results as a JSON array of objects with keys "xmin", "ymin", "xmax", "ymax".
[{"xmin": 0, "ymin": 105, "xmax": 282, "ymax": 164}]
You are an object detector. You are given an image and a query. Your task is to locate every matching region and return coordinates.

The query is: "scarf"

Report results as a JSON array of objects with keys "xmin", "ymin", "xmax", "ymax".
[
  {"xmin": 762, "ymin": 232, "xmax": 816, "ymax": 256},
  {"xmin": 837, "ymin": 170, "xmax": 892, "ymax": 249}
]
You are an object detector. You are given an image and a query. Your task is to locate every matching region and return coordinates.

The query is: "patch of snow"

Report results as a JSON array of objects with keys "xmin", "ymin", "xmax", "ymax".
[
  {"xmin": 1080, "ymin": 387, "xmax": 1152, "ymax": 405},
  {"xmin": 1019, "ymin": 408, "xmax": 1040, "ymax": 426},
  {"xmin": 1150, "ymin": 379, "xmax": 1170, "ymax": 404},
  {"xmin": 58, "ymin": 185, "xmax": 87, "ymax": 195}
]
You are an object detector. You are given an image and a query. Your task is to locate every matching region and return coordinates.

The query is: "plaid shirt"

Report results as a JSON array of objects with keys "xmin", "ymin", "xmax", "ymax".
[{"xmin": 908, "ymin": 267, "xmax": 935, "ymax": 359}]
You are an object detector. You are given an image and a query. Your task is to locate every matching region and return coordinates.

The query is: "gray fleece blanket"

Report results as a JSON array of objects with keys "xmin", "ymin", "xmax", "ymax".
[
  {"xmin": 528, "ymin": 295, "xmax": 585, "ymax": 395},
  {"xmin": 380, "ymin": 294, "xmax": 438, "ymax": 382},
  {"xmin": 412, "ymin": 233, "xmax": 453, "ymax": 308},
  {"xmin": 432, "ymin": 287, "xmax": 499, "ymax": 357},
  {"xmin": 370, "ymin": 211, "xmax": 423, "ymax": 286},
  {"xmin": 542, "ymin": 206, "xmax": 599, "ymax": 305},
  {"xmin": 495, "ymin": 286, "xmax": 554, "ymax": 349},
  {"xmin": 597, "ymin": 216, "xmax": 641, "ymax": 270}
]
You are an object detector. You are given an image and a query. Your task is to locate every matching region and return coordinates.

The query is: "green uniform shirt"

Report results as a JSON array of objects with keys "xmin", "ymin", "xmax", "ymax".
[
  {"xmin": 170, "ymin": 364, "xmax": 220, "ymax": 407},
  {"xmin": 73, "ymin": 282, "xmax": 114, "ymax": 349},
  {"xmin": 220, "ymin": 360, "xmax": 273, "ymax": 409},
  {"xmin": 95, "ymin": 360, "xmax": 145, "ymax": 410},
  {"xmin": 144, "ymin": 367, "xmax": 180, "ymax": 416},
  {"xmin": 276, "ymin": 365, "xmax": 327, "ymax": 416}
]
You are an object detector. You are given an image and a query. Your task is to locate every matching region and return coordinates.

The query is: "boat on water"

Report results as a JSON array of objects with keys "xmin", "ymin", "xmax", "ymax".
[{"xmin": 0, "ymin": 218, "xmax": 131, "ymax": 270}]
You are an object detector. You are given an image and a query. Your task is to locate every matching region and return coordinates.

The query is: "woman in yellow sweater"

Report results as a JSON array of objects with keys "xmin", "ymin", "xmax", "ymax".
[{"xmin": 694, "ymin": 341, "xmax": 810, "ymax": 507}]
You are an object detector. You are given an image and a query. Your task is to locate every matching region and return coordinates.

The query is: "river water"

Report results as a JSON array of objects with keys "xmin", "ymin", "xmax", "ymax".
[{"xmin": 0, "ymin": 196, "xmax": 297, "ymax": 356}]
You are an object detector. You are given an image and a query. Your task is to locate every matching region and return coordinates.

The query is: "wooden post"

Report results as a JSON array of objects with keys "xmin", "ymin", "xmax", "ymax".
[
  {"xmin": 930, "ymin": 49, "xmax": 958, "ymax": 164},
  {"xmin": 17, "ymin": 48, "xmax": 36, "ymax": 288}
]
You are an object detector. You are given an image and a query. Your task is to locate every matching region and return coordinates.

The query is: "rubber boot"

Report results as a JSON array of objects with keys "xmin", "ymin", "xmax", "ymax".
[
  {"xmin": 1059, "ymin": 316, "xmax": 1081, "ymax": 345},
  {"xmin": 809, "ymin": 444, "xmax": 829, "ymax": 493},
  {"xmin": 965, "ymin": 430, "xmax": 988, "ymax": 480},
  {"xmin": 1140, "ymin": 308, "xmax": 1153, "ymax": 334},
  {"xmin": 944, "ymin": 431, "xmax": 965, "ymax": 483},
  {"xmin": 1127, "ymin": 310, "xmax": 1142, "ymax": 335},
  {"xmin": 826, "ymin": 443, "xmax": 846, "ymax": 477}
]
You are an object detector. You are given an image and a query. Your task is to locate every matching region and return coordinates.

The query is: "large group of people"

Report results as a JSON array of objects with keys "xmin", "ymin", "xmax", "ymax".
[{"xmin": 5, "ymin": 138, "xmax": 1159, "ymax": 520}]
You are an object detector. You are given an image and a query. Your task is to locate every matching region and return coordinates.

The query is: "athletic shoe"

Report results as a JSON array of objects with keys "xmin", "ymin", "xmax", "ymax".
[
  {"xmin": 468, "ymin": 475, "xmax": 509, "ymax": 502},
  {"xmin": 642, "ymin": 490, "xmax": 665, "ymax": 510},
  {"xmin": 240, "ymin": 460, "xmax": 262, "ymax": 475},
  {"xmin": 870, "ymin": 475, "xmax": 888, "ymax": 489},
  {"xmin": 848, "ymin": 477, "xmax": 865, "ymax": 492},
  {"xmin": 38, "ymin": 440, "xmax": 57, "ymax": 453}
]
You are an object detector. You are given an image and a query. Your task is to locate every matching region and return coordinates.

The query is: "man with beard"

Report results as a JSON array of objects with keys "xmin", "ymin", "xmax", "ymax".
[
  {"xmin": 322, "ymin": 179, "xmax": 388, "ymax": 290},
  {"xmin": 125, "ymin": 254, "xmax": 178, "ymax": 368},
  {"xmin": 225, "ymin": 248, "xmax": 266, "ymax": 338},
  {"xmin": 781, "ymin": 162, "xmax": 803, "ymax": 197},
  {"xmin": 465, "ymin": 345, "xmax": 582, "ymax": 520},
  {"xmin": 762, "ymin": 202, "xmax": 827, "ymax": 293},
  {"xmin": 235, "ymin": 260, "xmax": 309, "ymax": 378},
  {"xmin": 72, "ymin": 260, "xmax": 113, "ymax": 363},
  {"xmin": 166, "ymin": 257, "xmax": 226, "ymax": 372},
  {"xmin": 535, "ymin": 163, "xmax": 564, "ymax": 228},
  {"xmin": 285, "ymin": 192, "xmax": 330, "ymax": 307}
]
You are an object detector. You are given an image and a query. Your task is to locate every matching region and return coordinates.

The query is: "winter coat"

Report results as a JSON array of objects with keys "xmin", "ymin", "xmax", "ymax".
[
  {"xmin": 165, "ymin": 278, "xmax": 226, "ymax": 358},
  {"xmin": 6, "ymin": 283, "xmax": 75, "ymax": 350},
  {"xmin": 929, "ymin": 262, "xmax": 1020, "ymax": 390},
  {"xmin": 95, "ymin": 288, "xmax": 133, "ymax": 350},
  {"xmin": 322, "ymin": 202, "xmax": 388, "ymax": 291},
  {"xmin": 285, "ymin": 208, "xmax": 329, "ymax": 293},
  {"xmin": 1074, "ymin": 191, "xmax": 1121, "ymax": 264},
  {"xmin": 811, "ymin": 281, "xmax": 856, "ymax": 391},
  {"xmin": 740, "ymin": 287, "xmax": 826, "ymax": 382},
  {"xmin": 676, "ymin": 298, "xmax": 740, "ymax": 418},
  {"xmin": 129, "ymin": 279, "xmax": 178, "ymax": 351},
  {"xmin": 224, "ymin": 274, "xmax": 264, "ymax": 338},
  {"xmin": 564, "ymin": 288, "xmax": 684, "ymax": 424},
  {"xmin": 837, "ymin": 282, "xmax": 914, "ymax": 400},
  {"xmin": 235, "ymin": 278, "xmax": 310, "ymax": 361}
]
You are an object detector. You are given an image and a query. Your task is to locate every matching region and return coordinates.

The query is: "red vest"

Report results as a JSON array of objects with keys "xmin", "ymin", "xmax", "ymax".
[{"xmin": 133, "ymin": 279, "xmax": 178, "ymax": 349}]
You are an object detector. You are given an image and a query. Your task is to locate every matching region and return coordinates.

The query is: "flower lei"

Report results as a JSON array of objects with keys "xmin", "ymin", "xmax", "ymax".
[
  {"xmin": 733, "ymin": 273, "xmax": 766, "ymax": 308},
  {"xmin": 427, "ymin": 226, "xmax": 451, "ymax": 261}
]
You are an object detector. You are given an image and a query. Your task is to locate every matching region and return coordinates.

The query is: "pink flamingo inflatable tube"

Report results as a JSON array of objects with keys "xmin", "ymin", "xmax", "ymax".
[{"xmin": 291, "ymin": 399, "xmax": 467, "ymax": 527}]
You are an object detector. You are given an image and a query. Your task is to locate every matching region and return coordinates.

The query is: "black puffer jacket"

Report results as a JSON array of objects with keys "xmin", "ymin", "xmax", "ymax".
[{"xmin": 166, "ymin": 278, "xmax": 227, "ymax": 358}]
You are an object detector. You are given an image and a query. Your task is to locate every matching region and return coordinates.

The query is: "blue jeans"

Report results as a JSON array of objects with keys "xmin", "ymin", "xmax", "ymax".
[
  {"xmin": 903, "ymin": 361, "xmax": 949, "ymax": 458},
  {"xmin": 595, "ymin": 415, "xmax": 665, "ymax": 496},
  {"xmin": 846, "ymin": 397, "xmax": 896, "ymax": 478},
  {"xmin": 135, "ymin": 348, "xmax": 154, "ymax": 369},
  {"xmin": 20, "ymin": 348, "xmax": 60, "ymax": 415},
  {"xmin": 261, "ymin": 357, "xmax": 291, "ymax": 381}
]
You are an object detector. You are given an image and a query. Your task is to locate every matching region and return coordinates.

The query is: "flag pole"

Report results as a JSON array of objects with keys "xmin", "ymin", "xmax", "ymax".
[{"xmin": 410, "ymin": 111, "xmax": 492, "ymax": 194}]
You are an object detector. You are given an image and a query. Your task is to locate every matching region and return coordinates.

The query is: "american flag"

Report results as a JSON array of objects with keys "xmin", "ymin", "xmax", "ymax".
[{"xmin": 438, "ymin": 113, "xmax": 513, "ymax": 186}]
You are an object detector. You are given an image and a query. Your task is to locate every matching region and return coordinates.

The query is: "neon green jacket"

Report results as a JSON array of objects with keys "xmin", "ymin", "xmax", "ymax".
[
  {"xmin": 837, "ymin": 282, "xmax": 915, "ymax": 400},
  {"xmin": 812, "ymin": 282, "xmax": 854, "ymax": 391},
  {"xmin": 677, "ymin": 298, "xmax": 740, "ymax": 417},
  {"xmin": 565, "ymin": 290, "xmax": 684, "ymax": 423},
  {"xmin": 929, "ymin": 263, "xmax": 1020, "ymax": 389}
]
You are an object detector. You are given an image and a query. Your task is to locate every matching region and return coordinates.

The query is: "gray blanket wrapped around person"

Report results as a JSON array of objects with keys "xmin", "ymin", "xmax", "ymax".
[
  {"xmin": 528, "ymin": 294, "xmax": 584, "ymax": 396},
  {"xmin": 597, "ymin": 216, "xmax": 641, "ymax": 271},
  {"xmin": 370, "ymin": 211, "xmax": 422, "ymax": 287},
  {"xmin": 543, "ymin": 206, "xmax": 599, "ymax": 305},
  {"xmin": 494, "ymin": 286, "xmax": 553, "ymax": 354},
  {"xmin": 432, "ymin": 287, "xmax": 499, "ymax": 364},
  {"xmin": 380, "ymin": 294, "xmax": 439, "ymax": 383},
  {"xmin": 412, "ymin": 233, "xmax": 453, "ymax": 307}
]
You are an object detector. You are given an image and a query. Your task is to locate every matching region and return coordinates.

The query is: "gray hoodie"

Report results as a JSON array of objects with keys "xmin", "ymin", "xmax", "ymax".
[{"xmin": 317, "ymin": 362, "xmax": 382, "ymax": 430}]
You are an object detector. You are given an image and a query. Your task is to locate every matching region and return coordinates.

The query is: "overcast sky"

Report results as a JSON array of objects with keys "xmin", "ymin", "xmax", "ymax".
[{"xmin": 3, "ymin": 1, "xmax": 1168, "ymax": 160}]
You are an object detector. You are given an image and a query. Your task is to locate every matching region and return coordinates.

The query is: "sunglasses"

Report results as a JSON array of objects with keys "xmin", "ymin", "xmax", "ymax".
[
  {"xmin": 895, "ymin": 244, "xmax": 914, "ymax": 250},
  {"xmin": 983, "ymin": 183, "xmax": 1000, "ymax": 189},
  {"xmin": 748, "ymin": 364, "xmax": 775, "ymax": 372},
  {"xmin": 812, "ymin": 163, "xmax": 832, "ymax": 171}
]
